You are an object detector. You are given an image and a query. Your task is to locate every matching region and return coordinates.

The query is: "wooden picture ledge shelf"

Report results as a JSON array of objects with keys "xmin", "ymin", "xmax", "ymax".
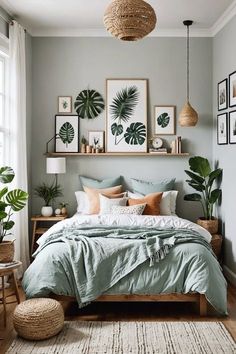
[{"xmin": 45, "ymin": 152, "xmax": 189, "ymax": 157}]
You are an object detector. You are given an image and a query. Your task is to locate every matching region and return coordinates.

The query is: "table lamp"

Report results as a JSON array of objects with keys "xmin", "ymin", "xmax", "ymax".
[{"xmin": 46, "ymin": 157, "xmax": 66, "ymax": 186}]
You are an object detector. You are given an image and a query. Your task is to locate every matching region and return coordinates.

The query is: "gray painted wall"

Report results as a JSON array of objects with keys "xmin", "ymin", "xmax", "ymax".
[
  {"xmin": 31, "ymin": 37, "xmax": 212, "ymax": 220},
  {"xmin": 213, "ymin": 15, "xmax": 236, "ymax": 279}
]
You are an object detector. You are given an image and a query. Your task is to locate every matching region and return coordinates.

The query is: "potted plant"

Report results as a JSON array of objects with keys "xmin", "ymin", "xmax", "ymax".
[
  {"xmin": 34, "ymin": 183, "xmax": 63, "ymax": 217},
  {"xmin": 184, "ymin": 156, "xmax": 222, "ymax": 234},
  {"xmin": 0, "ymin": 166, "xmax": 29, "ymax": 262},
  {"xmin": 81, "ymin": 136, "xmax": 87, "ymax": 153},
  {"xmin": 60, "ymin": 202, "xmax": 68, "ymax": 216}
]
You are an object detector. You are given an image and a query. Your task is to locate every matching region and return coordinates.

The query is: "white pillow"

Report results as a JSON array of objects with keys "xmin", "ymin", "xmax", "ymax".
[
  {"xmin": 99, "ymin": 194, "xmax": 128, "ymax": 214},
  {"xmin": 127, "ymin": 190, "xmax": 172, "ymax": 215},
  {"xmin": 111, "ymin": 204, "xmax": 146, "ymax": 215},
  {"xmin": 75, "ymin": 191, "xmax": 89, "ymax": 214}
]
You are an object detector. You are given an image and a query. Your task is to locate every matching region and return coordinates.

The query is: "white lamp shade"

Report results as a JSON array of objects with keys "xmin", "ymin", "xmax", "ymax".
[{"xmin": 46, "ymin": 158, "xmax": 66, "ymax": 174}]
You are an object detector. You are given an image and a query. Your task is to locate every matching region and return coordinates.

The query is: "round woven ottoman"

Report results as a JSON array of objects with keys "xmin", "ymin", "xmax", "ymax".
[{"xmin": 13, "ymin": 298, "xmax": 64, "ymax": 340}]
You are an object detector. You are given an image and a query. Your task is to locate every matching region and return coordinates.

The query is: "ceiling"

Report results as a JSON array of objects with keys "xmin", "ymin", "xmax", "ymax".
[{"xmin": 1, "ymin": 0, "xmax": 235, "ymax": 36}]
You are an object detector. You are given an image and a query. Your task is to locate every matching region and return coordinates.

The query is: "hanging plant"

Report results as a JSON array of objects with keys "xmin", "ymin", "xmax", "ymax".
[{"xmin": 74, "ymin": 89, "xmax": 105, "ymax": 119}]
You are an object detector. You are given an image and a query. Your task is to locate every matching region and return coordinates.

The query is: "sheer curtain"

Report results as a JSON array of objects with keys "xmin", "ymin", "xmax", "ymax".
[{"xmin": 9, "ymin": 20, "xmax": 29, "ymax": 273}]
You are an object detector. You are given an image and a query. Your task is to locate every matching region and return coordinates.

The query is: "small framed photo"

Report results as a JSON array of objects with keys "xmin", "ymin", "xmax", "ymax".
[
  {"xmin": 154, "ymin": 105, "xmax": 175, "ymax": 135},
  {"xmin": 58, "ymin": 96, "xmax": 72, "ymax": 113},
  {"xmin": 218, "ymin": 79, "xmax": 228, "ymax": 111},
  {"xmin": 55, "ymin": 115, "xmax": 79, "ymax": 152},
  {"xmin": 229, "ymin": 71, "xmax": 236, "ymax": 108},
  {"xmin": 88, "ymin": 131, "xmax": 105, "ymax": 150},
  {"xmin": 229, "ymin": 110, "xmax": 236, "ymax": 144},
  {"xmin": 217, "ymin": 113, "xmax": 228, "ymax": 145}
]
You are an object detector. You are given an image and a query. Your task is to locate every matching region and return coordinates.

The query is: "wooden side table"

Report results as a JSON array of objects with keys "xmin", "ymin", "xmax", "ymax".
[
  {"xmin": 0, "ymin": 261, "xmax": 22, "ymax": 327},
  {"xmin": 211, "ymin": 234, "xmax": 223, "ymax": 260},
  {"xmin": 31, "ymin": 215, "xmax": 67, "ymax": 257}
]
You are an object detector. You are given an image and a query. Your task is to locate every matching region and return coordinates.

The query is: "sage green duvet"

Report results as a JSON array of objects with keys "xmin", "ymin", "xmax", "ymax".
[{"xmin": 22, "ymin": 222, "xmax": 227, "ymax": 315}]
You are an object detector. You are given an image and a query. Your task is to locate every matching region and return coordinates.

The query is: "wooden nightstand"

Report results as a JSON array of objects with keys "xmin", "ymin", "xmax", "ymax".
[
  {"xmin": 211, "ymin": 234, "xmax": 223, "ymax": 260},
  {"xmin": 31, "ymin": 215, "xmax": 67, "ymax": 257}
]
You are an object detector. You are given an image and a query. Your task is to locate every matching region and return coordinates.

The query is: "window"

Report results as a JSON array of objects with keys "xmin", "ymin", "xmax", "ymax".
[{"xmin": 0, "ymin": 51, "xmax": 9, "ymax": 166}]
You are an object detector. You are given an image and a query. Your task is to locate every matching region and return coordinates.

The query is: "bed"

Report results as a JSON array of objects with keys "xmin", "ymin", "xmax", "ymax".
[{"xmin": 22, "ymin": 213, "xmax": 227, "ymax": 316}]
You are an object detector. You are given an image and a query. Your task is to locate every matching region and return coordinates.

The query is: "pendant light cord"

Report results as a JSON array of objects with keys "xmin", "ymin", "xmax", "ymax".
[{"xmin": 187, "ymin": 24, "xmax": 190, "ymax": 102}]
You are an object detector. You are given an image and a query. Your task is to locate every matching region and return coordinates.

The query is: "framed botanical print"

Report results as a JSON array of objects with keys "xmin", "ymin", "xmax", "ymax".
[
  {"xmin": 229, "ymin": 110, "xmax": 236, "ymax": 144},
  {"xmin": 88, "ymin": 131, "xmax": 105, "ymax": 149},
  {"xmin": 218, "ymin": 79, "xmax": 228, "ymax": 111},
  {"xmin": 154, "ymin": 105, "xmax": 176, "ymax": 135},
  {"xmin": 217, "ymin": 113, "xmax": 228, "ymax": 145},
  {"xmin": 106, "ymin": 79, "xmax": 147, "ymax": 153},
  {"xmin": 229, "ymin": 71, "xmax": 236, "ymax": 108},
  {"xmin": 55, "ymin": 115, "xmax": 79, "ymax": 152},
  {"xmin": 58, "ymin": 96, "xmax": 72, "ymax": 113}
]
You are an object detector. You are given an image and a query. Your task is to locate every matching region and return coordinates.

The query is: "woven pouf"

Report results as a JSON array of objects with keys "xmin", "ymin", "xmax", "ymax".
[{"xmin": 13, "ymin": 298, "xmax": 64, "ymax": 340}]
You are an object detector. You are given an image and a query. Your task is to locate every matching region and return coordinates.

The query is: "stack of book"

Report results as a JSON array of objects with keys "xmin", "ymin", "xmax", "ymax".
[
  {"xmin": 149, "ymin": 148, "xmax": 168, "ymax": 154},
  {"xmin": 171, "ymin": 136, "xmax": 182, "ymax": 154},
  {"xmin": 0, "ymin": 260, "xmax": 18, "ymax": 269}
]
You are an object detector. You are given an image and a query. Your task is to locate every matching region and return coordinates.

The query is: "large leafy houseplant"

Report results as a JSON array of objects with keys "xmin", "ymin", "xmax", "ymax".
[
  {"xmin": 0, "ymin": 166, "xmax": 28, "ymax": 244},
  {"xmin": 184, "ymin": 156, "xmax": 222, "ymax": 231}
]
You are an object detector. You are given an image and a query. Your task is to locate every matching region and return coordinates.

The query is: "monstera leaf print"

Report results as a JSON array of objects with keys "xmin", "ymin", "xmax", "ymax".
[
  {"xmin": 59, "ymin": 122, "xmax": 74, "ymax": 147},
  {"xmin": 157, "ymin": 112, "xmax": 170, "ymax": 128},
  {"xmin": 124, "ymin": 122, "xmax": 146, "ymax": 145},
  {"xmin": 111, "ymin": 123, "xmax": 123, "ymax": 136},
  {"xmin": 74, "ymin": 89, "xmax": 105, "ymax": 119},
  {"xmin": 110, "ymin": 86, "xmax": 139, "ymax": 123}
]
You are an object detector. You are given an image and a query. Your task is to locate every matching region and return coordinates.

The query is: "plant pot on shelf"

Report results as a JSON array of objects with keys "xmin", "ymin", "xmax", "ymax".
[
  {"xmin": 41, "ymin": 206, "xmax": 53, "ymax": 217},
  {"xmin": 61, "ymin": 207, "xmax": 67, "ymax": 216},
  {"xmin": 0, "ymin": 240, "xmax": 15, "ymax": 263},
  {"xmin": 197, "ymin": 217, "xmax": 218, "ymax": 234}
]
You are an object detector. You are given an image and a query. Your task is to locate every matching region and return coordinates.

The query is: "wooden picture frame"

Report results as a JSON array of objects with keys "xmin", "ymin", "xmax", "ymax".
[
  {"xmin": 154, "ymin": 105, "xmax": 176, "ymax": 135},
  {"xmin": 58, "ymin": 96, "xmax": 72, "ymax": 113},
  {"xmin": 217, "ymin": 113, "xmax": 228, "ymax": 145},
  {"xmin": 55, "ymin": 115, "xmax": 79, "ymax": 152},
  {"xmin": 229, "ymin": 110, "xmax": 236, "ymax": 144},
  {"xmin": 218, "ymin": 79, "xmax": 228, "ymax": 111},
  {"xmin": 229, "ymin": 71, "xmax": 236, "ymax": 108},
  {"xmin": 106, "ymin": 79, "xmax": 148, "ymax": 153},
  {"xmin": 88, "ymin": 131, "xmax": 105, "ymax": 150}
]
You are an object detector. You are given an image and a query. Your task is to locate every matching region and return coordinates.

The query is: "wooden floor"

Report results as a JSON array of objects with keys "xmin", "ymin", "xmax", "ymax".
[{"xmin": 0, "ymin": 284, "xmax": 236, "ymax": 353}]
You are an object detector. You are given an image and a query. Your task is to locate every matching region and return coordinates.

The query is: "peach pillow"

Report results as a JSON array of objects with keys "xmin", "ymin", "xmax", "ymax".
[
  {"xmin": 128, "ymin": 192, "xmax": 163, "ymax": 215},
  {"xmin": 102, "ymin": 192, "xmax": 126, "ymax": 199},
  {"xmin": 84, "ymin": 185, "xmax": 123, "ymax": 214}
]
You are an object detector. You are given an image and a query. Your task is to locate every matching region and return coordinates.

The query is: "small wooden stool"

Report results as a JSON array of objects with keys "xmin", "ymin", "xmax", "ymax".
[{"xmin": 0, "ymin": 261, "xmax": 22, "ymax": 327}]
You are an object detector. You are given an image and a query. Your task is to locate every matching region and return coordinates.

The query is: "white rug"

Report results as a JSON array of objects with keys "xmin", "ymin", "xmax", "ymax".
[{"xmin": 7, "ymin": 321, "xmax": 236, "ymax": 354}]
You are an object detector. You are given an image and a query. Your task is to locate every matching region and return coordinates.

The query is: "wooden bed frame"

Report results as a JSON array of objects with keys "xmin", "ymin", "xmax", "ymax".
[{"xmin": 51, "ymin": 293, "xmax": 208, "ymax": 316}]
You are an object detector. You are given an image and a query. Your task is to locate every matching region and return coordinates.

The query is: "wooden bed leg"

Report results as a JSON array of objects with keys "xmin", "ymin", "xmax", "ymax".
[{"xmin": 199, "ymin": 294, "xmax": 207, "ymax": 316}]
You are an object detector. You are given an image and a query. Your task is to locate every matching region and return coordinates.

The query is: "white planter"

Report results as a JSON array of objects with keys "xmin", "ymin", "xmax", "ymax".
[{"xmin": 41, "ymin": 206, "xmax": 53, "ymax": 217}]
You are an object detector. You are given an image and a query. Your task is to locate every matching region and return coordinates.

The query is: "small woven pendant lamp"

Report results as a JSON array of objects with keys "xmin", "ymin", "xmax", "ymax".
[
  {"xmin": 104, "ymin": 0, "xmax": 157, "ymax": 41},
  {"xmin": 179, "ymin": 20, "xmax": 198, "ymax": 127}
]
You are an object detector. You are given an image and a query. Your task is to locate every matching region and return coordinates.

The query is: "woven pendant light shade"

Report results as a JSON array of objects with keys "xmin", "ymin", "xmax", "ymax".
[
  {"xmin": 179, "ymin": 101, "xmax": 198, "ymax": 127},
  {"xmin": 104, "ymin": 0, "xmax": 157, "ymax": 41}
]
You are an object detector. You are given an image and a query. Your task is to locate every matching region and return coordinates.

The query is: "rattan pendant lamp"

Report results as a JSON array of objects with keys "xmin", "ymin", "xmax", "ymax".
[
  {"xmin": 179, "ymin": 20, "xmax": 198, "ymax": 127},
  {"xmin": 104, "ymin": 0, "xmax": 157, "ymax": 41}
]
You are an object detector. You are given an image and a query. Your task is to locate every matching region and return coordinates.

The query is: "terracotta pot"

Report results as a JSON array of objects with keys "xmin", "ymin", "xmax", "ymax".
[
  {"xmin": 0, "ymin": 240, "xmax": 15, "ymax": 263},
  {"xmin": 197, "ymin": 217, "xmax": 218, "ymax": 234},
  {"xmin": 61, "ymin": 207, "xmax": 67, "ymax": 216}
]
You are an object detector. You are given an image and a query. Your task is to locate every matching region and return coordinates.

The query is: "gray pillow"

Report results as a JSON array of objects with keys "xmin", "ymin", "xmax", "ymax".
[
  {"xmin": 131, "ymin": 178, "xmax": 176, "ymax": 195},
  {"xmin": 80, "ymin": 175, "xmax": 122, "ymax": 189}
]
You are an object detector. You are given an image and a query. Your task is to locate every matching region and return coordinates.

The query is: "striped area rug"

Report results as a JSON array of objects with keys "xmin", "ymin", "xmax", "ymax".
[{"xmin": 7, "ymin": 321, "xmax": 236, "ymax": 354}]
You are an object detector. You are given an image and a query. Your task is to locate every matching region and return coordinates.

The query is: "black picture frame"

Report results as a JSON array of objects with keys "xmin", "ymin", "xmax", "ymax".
[
  {"xmin": 229, "ymin": 110, "xmax": 236, "ymax": 144},
  {"xmin": 217, "ymin": 113, "xmax": 228, "ymax": 145},
  {"xmin": 55, "ymin": 115, "xmax": 79, "ymax": 152},
  {"xmin": 218, "ymin": 78, "xmax": 228, "ymax": 111},
  {"xmin": 229, "ymin": 71, "xmax": 236, "ymax": 108}
]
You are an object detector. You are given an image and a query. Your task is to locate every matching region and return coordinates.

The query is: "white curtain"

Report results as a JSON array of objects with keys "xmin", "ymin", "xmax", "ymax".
[{"xmin": 9, "ymin": 20, "xmax": 29, "ymax": 273}]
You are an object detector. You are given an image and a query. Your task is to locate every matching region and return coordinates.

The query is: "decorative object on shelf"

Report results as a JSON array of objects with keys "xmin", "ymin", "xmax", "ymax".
[
  {"xmin": 229, "ymin": 110, "xmax": 236, "ymax": 144},
  {"xmin": 46, "ymin": 157, "xmax": 66, "ymax": 186},
  {"xmin": 88, "ymin": 131, "xmax": 105, "ymax": 151},
  {"xmin": 217, "ymin": 79, "xmax": 228, "ymax": 111},
  {"xmin": 55, "ymin": 208, "xmax": 61, "ymax": 216},
  {"xmin": 55, "ymin": 115, "xmax": 79, "ymax": 152},
  {"xmin": 34, "ymin": 183, "xmax": 63, "ymax": 217},
  {"xmin": 106, "ymin": 79, "xmax": 147, "ymax": 152},
  {"xmin": 229, "ymin": 71, "xmax": 236, "ymax": 107},
  {"xmin": 0, "ymin": 166, "xmax": 28, "ymax": 262},
  {"xmin": 58, "ymin": 96, "xmax": 72, "ymax": 113},
  {"xmin": 46, "ymin": 134, "xmax": 61, "ymax": 154},
  {"xmin": 184, "ymin": 156, "xmax": 222, "ymax": 234},
  {"xmin": 217, "ymin": 113, "xmax": 228, "ymax": 145},
  {"xmin": 151, "ymin": 137, "xmax": 163, "ymax": 149},
  {"xmin": 86, "ymin": 145, "xmax": 92, "ymax": 153},
  {"xmin": 81, "ymin": 136, "xmax": 87, "ymax": 153},
  {"xmin": 179, "ymin": 21, "xmax": 198, "ymax": 127},
  {"xmin": 154, "ymin": 106, "xmax": 175, "ymax": 135},
  {"xmin": 74, "ymin": 89, "xmax": 105, "ymax": 119},
  {"xmin": 60, "ymin": 202, "xmax": 68, "ymax": 216},
  {"xmin": 104, "ymin": 0, "xmax": 156, "ymax": 41},
  {"xmin": 171, "ymin": 136, "xmax": 182, "ymax": 154}
]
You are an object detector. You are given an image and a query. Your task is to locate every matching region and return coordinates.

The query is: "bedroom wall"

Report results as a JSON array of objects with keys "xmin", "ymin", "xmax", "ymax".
[
  {"xmin": 213, "ymin": 15, "xmax": 236, "ymax": 283},
  {"xmin": 31, "ymin": 36, "xmax": 213, "ymax": 221}
]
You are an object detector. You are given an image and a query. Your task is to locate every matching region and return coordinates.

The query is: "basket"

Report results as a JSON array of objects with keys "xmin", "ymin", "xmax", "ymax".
[
  {"xmin": 197, "ymin": 218, "xmax": 218, "ymax": 235},
  {"xmin": 13, "ymin": 298, "xmax": 64, "ymax": 340},
  {"xmin": 211, "ymin": 234, "xmax": 222, "ymax": 259},
  {"xmin": 0, "ymin": 241, "xmax": 15, "ymax": 263}
]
